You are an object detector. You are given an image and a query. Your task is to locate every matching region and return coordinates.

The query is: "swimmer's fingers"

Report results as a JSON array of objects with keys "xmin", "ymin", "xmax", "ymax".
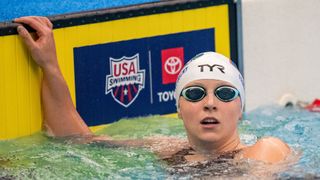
[
  {"xmin": 33, "ymin": 16, "xmax": 53, "ymax": 29},
  {"xmin": 16, "ymin": 25, "xmax": 36, "ymax": 49},
  {"xmin": 15, "ymin": 16, "xmax": 58, "ymax": 69},
  {"xmin": 42, "ymin": 17, "xmax": 53, "ymax": 29},
  {"xmin": 14, "ymin": 16, "xmax": 52, "ymax": 36}
]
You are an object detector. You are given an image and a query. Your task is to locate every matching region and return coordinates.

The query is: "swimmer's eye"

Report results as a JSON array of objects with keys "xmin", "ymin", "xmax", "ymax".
[
  {"xmin": 214, "ymin": 86, "xmax": 239, "ymax": 102},
  {"xmin": 181, "ymin": 86, "xmax": 206, "ymax": 102},
  {"xmin": 180, "ymin": 86, "xmax": 239, "ymax": 102}
]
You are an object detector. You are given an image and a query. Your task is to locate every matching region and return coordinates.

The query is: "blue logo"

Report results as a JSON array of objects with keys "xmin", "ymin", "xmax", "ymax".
[{"xmin": 106, "ymin": 54, "xmax": 145, "ymax": 107}]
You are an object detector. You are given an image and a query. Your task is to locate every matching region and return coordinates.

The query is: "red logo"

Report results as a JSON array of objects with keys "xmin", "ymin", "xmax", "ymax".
[{"xmin": 161, "ymin": 47, "xmax": 184, "ymax": 84}]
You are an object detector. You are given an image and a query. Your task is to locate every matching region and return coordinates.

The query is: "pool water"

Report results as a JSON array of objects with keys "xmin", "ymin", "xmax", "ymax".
[
  {"xmin": 0, "ymin": 0, "xmax": 158, "ymax": 22},
  {"xmin": 0, "ymin": 105, "xmax": 319, "ymax": 179}
]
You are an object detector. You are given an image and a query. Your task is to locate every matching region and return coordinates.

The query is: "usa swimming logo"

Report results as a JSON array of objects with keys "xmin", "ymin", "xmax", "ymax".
[{"xmin": 106, "ymin": 54, "xmax": 145, "ymax": 108}]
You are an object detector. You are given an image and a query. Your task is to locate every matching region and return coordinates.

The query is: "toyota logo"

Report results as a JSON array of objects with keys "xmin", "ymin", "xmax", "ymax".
[{"xmin": 164, "ymin": 56, "xmax": 182, "ymax": 75}]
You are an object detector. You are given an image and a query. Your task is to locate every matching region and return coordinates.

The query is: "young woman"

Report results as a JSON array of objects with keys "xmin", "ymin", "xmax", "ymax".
[{"xmin": 14, "ymin": 16, "xmax": 290, "ymax": 165}]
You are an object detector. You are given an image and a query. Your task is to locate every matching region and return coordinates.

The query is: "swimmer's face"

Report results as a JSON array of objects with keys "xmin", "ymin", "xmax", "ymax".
[{"xmin": 178, "ymin": 79, "xmax": 242, "ymax": 147}]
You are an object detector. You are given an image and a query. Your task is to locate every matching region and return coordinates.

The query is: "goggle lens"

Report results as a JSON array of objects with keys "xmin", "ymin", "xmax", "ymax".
[
  {"xmin": 215, "ymin": 86, "xmax": 239, "ymax": 102},
  {"xmin": 181, "ymin": 86, "xmax": 239, "ymax": 102},
  {"xmin": 181, "ymin": 86, "xmax": 206, "ymax": 102}
]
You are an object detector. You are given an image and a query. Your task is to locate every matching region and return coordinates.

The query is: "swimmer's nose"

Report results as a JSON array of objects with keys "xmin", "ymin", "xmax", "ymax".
[{"xmin": 203, "ymin": 92, "xmax": 217, "ymax": 111}]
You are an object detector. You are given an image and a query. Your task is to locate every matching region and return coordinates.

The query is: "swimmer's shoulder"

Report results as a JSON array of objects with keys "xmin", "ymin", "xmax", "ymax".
[{"xmin": 241, "ymin": 136, "xmax": 291, "ymax": 163}]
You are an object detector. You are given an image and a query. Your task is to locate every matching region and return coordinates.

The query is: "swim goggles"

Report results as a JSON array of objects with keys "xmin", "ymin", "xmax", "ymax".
[{"xmin": 180, "ymin": 85, "xmax": 239, "ymax": 102}]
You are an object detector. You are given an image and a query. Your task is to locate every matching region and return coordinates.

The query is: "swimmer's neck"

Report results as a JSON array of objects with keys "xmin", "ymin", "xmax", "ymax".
[{"xmin": 188, "ymin": 134, "xmax": 244, "ymax": 155}]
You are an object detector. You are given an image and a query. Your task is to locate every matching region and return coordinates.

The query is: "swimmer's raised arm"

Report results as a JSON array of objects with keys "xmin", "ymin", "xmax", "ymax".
[{"xmin": 14, "ymin": 16, "xmax": 92, "ymax": 137}]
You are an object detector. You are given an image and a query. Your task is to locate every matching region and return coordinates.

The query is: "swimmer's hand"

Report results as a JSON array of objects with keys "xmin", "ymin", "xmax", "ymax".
[
  {"xmin": 241, "ymin": 137, "xmax": 291, "ymax": 163},
  {"xmin": 14, "ymin": 16, "xmax": 58, "ymax": 70},
  {"xmin": 14, "ymin": 16, "xmax": 93, "ymax": 137}
]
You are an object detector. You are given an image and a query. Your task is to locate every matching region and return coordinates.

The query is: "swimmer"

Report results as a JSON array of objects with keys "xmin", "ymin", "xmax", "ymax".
[{"xmin": 14, "ymin": 16, "xmax": 290, "ymax": 165}]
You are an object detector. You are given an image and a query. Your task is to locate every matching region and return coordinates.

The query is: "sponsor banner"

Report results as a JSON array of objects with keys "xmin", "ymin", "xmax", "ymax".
[{"xmin": 74, "ymin": 28, "xmax": 214, "ymax": 126}]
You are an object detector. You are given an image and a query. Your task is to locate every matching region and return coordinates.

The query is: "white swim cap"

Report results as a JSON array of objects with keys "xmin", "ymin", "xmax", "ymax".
[{"xmin": 175, "ymin": 52, "xmax": 245, "ymax": 111}]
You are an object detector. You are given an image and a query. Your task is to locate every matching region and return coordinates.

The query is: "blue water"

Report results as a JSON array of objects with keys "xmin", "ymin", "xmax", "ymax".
[
  {"xmin": 242, "ymin": 105, "xmax": 320, "ymax": 178},
  {"xmin": 0, "ymin": 0, "xmax": 158, "ymax": 22},
  {"xmin": 0, "ymin": 105, "xmax": 320, "ymax": 179}
]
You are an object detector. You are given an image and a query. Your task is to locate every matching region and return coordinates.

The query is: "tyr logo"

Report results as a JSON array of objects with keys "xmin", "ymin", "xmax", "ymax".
[{"xmin": 197, "ymin": 64, "xmax": 225, "ymax": 73}]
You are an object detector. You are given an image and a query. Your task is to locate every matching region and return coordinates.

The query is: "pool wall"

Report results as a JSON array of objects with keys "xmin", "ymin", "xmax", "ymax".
[
  {"xmin": 0, "ymin": 0, "xmax": 238, "ymax": 140},
  {"xmin": 241, "ymin": 0, "xmax": 320, "ymax": 111}
]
